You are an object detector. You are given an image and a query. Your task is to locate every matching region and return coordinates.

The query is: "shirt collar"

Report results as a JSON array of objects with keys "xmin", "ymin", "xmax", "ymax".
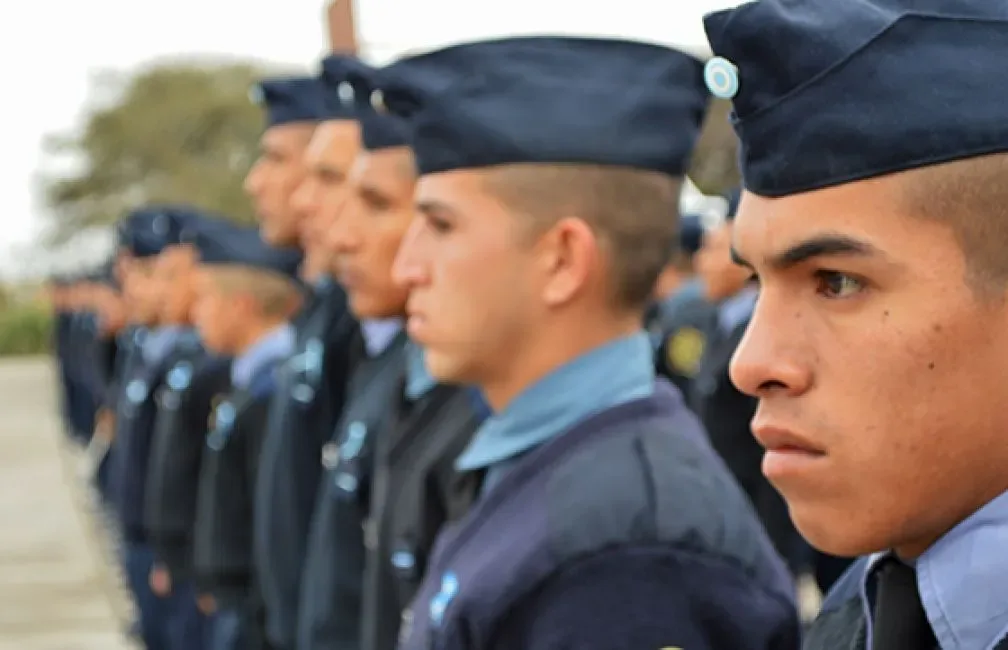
[
  {"xmin": 455, "ymin": 331, "xmax": 655, "ymax": 471},
  {"xmin": 231, "ymin": 323, "xmax": 296, "ymax": 389},
  {"xmin": 360, "ymin": 318, "xmax": 404, "ymax": 357},
  {"xmin": 860, "ymin": 489, "xmax": 1008, "ymax": 650},
  {"xmin": 404, "ymin": 341, "xmax": 437, "ymax": 400},
  {"xmin": 141, "ymin": 325, "xmax": 186, "ymax": 366}
]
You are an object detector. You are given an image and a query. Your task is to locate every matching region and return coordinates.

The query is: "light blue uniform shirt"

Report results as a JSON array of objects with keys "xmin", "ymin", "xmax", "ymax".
[
  {"xmin": 455, "ymin": 332, "xmax": 656, "ymax": 486},
  {"xmin": 861, "ymin": 488, "xmax": 1008, "ymax": 650},
  {"xmin": 360, "ymin": 319, "xmax": 403, "ymax": 358},
  {"xmin": 231, "ymin": 324, "xmax": 296, "ymax": 390},
  {"xmin": 404, "ymin": 342, "xmax": 437, "ymax": 401}
]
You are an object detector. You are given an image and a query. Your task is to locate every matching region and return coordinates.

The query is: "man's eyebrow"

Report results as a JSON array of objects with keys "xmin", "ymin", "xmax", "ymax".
[
  {"xmin": 314, "ymin": 163, "xmax": 346, "ymax": 181},
  {"xmin": 415, "ymin": 199, "xmax": 457, "ymax": 218},
  {"xmin": 732, "ymin": 234, "xmax": 883, "ymax": 271}
]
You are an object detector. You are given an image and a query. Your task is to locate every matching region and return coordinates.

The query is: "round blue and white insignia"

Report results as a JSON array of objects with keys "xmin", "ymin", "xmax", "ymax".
[
  {"xmin": 391, "ymin": 550, "xmax": 416, "ymax": 571},
  {"xmin": 704, "ymin": 56, "xmax": 740, "ymax": 100},
  {"xmin": 167, "ymin": 362, "xmax": 194, "ymax": 391},
  {"xmin": 335, "ymin": 472, "xmax": 358, "ymax": 493},
  {"xmin": 338, "ymin": 81, "xmax": 355, "ymax": 106},
  {"xmin": 215, "ymin": 401, "xmax": 236, "ymax": 430},
  {"xmin": 126, "ymin": 379, "xmax": 148, "ymax": 404},
  {"xmin": 370, "ymin": 89, "xmax": 386, "ymax": 113},
  {"xmin": 291, "ymin": 384, "xmax": 315, "ymax": 404},
  {"xmin": 248, "ymin": 83, "xmax": 265, "ymax": 105},
  {"xmin": 340, "ymin": 421, "xmax": 367, "ymax": 460}
]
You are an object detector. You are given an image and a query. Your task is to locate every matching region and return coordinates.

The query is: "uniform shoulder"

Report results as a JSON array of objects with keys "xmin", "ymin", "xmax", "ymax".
[
  {"xmin": 544, "ymin": 398, "xmax": 786, "ymax": 584},
  {"xmin": 495, "ymin": 544, "xmax": 800, "ymax": 650}
]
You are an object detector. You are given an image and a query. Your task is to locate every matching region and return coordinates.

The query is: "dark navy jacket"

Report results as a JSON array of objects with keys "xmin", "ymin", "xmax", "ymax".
[
  {"xmin": 193, "ymin": 359, "xmax": 282, "ymax": 608},
  {"xmin": 398, "ymin": 383, "xmax": 800, "ymax": 650},
  {"xmin": 361, "ymin": 383, "xmax": 484, "ymax": 650},
  {"xmin": 68, "ymin": 313, "xmax": 103, "ymax": 440},
  {"xmin": 145, "ymin": 351, "xmax": 232, "ymax": 580},
  {"xmin": 113, "ymin": 330, "xmax": 201, "ymax": 543},
  {"xmin": 255, "ymin": 280, "xmax": 361, "ymax": 650},
  {"xmin": 298, "ymin": 332, "xmax": 407, "ymax": 650}
]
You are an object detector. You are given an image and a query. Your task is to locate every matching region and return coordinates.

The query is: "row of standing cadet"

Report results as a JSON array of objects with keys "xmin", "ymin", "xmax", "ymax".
[
  {"xmin": 53, "ymin": 0, "xmax": 1008, "ymax": 647},
  {"xmin": 45, "ymin": 34, "xmax": 853, "ymax": 650}
]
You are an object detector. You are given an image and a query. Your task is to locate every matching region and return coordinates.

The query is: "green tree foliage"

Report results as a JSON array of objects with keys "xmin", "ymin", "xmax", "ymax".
[
  {"xmin": 0, "ymin": 305, "xmax": 52, "ymax": 356},
  {"xmin": 41, "ymin": 61, "xmax": 274, "ymax": 243}
]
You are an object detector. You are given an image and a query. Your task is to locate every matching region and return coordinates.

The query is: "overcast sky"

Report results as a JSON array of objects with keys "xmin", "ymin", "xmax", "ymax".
[{"xmin": 0, "ymin": 0, "xmax": 734, "ymax": 277}]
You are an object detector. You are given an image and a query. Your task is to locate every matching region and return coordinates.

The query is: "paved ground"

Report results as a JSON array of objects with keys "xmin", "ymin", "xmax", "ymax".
[{"xmin": 0, "ymin": 357, "xmax": 133, "ymax": 650}]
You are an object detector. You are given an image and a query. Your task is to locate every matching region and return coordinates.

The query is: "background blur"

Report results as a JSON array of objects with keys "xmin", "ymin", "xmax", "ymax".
[{"xmin": 0, "ymin": 0, "xmax": 739, "ymax": 357}]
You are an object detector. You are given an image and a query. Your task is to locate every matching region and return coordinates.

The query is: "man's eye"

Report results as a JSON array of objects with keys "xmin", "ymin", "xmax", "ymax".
[
  {"xmin": 425, "ymin": 214, "xmax": 452, "ymax": 234},
  {"xmin": 815, "ymin": 271, "xmax": 864, "ymax": 299}
]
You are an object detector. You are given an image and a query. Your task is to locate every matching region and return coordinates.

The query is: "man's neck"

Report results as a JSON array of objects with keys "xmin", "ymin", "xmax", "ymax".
[{"xmin": 480, "ymin": 313, "xmax": 643, "ymax": 412}]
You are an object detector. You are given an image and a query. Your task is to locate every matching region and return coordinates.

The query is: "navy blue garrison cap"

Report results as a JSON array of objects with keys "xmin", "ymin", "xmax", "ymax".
[
  {"xmin": 184, "ymin": 216, "xmax": 303, "ymax": 279},
  {"xmin": 321, "ymin": 56, "xmax": 411, "ymax": 151},
  {"xmin": 375, "ymin": 37, "xmax": 709, "ymax": 176},
  {"xmin": 250, "ymin": 76, "xmax": 327, "ymax": 128},
  {"xmin": 117, "ymin": 206, "xmax": 184, "ymax": 257},
  {"xmin": 318, "ymin": 55, "xmax": 367, "ymax": 122},
  {"xmin": 703, "ymin": 1, "xmax": 1008, "ymax": 197}
]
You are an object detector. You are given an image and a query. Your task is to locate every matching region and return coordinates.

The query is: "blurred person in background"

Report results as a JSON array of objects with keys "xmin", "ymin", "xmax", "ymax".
[
  {"xmin": 246, "ymin": 73, "xmax": 362, "ymax": 650},
  {"xmin": 652, "ymin": 211, "xmax": 717, "ymax": 399}
]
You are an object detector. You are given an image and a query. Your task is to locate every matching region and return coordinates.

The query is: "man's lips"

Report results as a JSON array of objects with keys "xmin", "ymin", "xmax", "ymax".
[
  {"xmin": 751, "ymin": 417, "xmax": 827, "ymax": 480},
  {"xmin": 751, "ymin": 415, "xmax": 826, "ymax": 455}
]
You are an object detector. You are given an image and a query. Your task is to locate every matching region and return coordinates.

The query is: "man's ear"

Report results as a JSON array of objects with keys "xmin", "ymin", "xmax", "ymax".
[{"xmin": 538, "ymin": 216, "xmax": 599, "ymax": 307}]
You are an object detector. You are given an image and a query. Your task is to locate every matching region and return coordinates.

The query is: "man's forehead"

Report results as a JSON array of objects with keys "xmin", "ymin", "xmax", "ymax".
[
  {"xmin": 308, "ymin": 121, "xmax": 360, "ymax": 165},
  {"xmin": 733, "ymin": 185, "xmax": 890, "ymax": 249},
  {"xmin": 416, "ymin": 168, "xmax": 489, "ymax": 203}
]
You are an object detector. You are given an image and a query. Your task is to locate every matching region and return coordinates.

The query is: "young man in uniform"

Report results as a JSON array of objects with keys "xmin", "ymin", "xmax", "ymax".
[
  {"xmin": 704, "ymin": 2, "xmax": 1008, "ymax": 648},
  {"xmin": 247, "ymin": 72, "xmax": 362, "ymax": 650},
  {"xmin": 387, "ymin": 36, "xmax": 800, "ymax": 649},
  {"xmin": 295, "ymin": 56, "xmax": 410, "ymax": 650},
  {"xmin": 144, "ymin": 209, "xmax": 239, "ymax": 650},
  {"xmin": 297, "ymin": 57, "xmax": 485, "ymax": 650},
  {"xmin": 112, "ymin": 207, "xmax": 204, "ymax": 650},
  {"xmin": 190, "ymin": 223, "xmax": 304, "ymax": 650}
]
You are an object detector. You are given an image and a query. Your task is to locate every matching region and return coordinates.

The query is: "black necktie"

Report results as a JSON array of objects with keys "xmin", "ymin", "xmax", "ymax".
[{"xmin": 872, "ymin": 559, "xmax": 938, "ymax": 650}]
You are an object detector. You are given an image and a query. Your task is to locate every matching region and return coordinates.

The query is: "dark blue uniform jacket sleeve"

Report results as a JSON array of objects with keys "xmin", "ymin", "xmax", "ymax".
[{"xmin": 491, "ymin": 545, "xmax": 800, "ymax": 650}]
